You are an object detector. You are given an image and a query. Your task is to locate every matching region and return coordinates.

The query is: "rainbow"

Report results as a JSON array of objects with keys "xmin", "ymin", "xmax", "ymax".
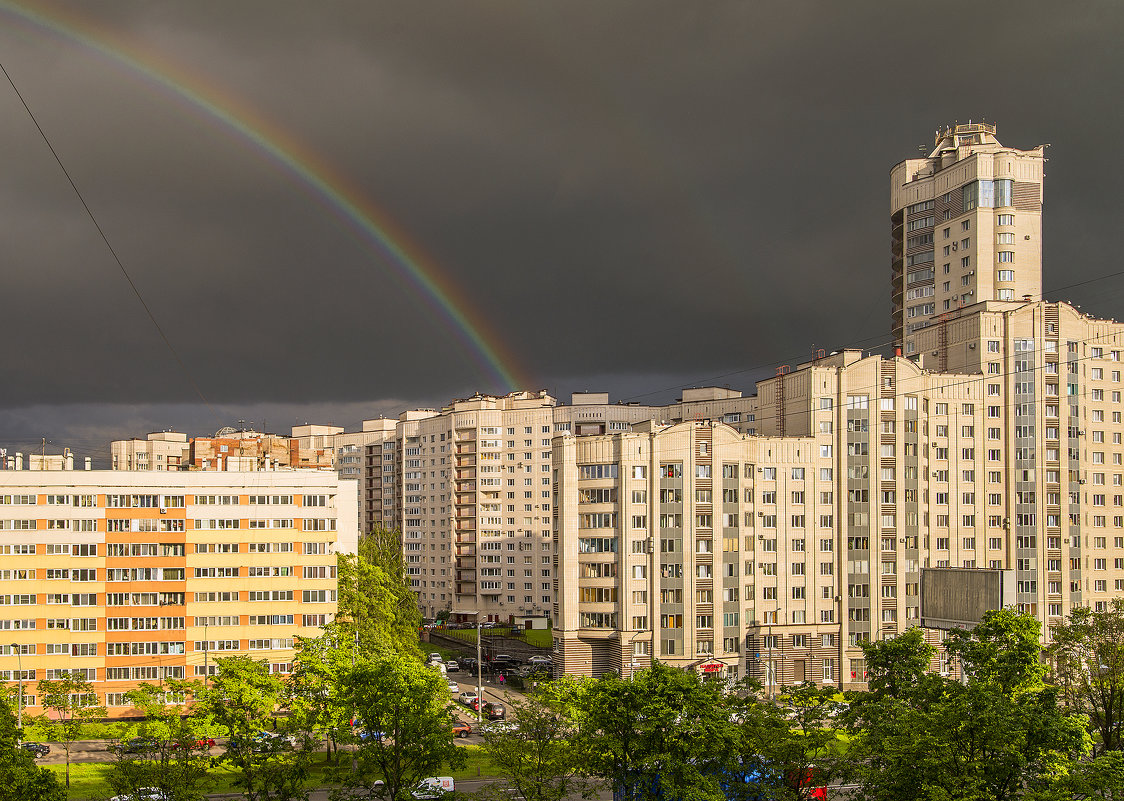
[{"xmin": 0, "ymin": 1, "xmax": 528, "ymax": 393}]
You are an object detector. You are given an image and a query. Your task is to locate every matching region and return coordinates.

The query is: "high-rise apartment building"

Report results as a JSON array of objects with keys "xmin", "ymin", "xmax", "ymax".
[
  {"xmin": 552, "ymin": 122, "xmax": 1124, "ymax": 687},
  {"xmin": 363, "ymin": 391, "xmax": 662, "ymax": 622},
  {"xmin": 0, "ymin": 468, "xmax": 356, "ymax": 718},
  {"xmin": 892, "ymin": 122, "xmax": 1045, "ymax": 353},
  {"xmin": 111, "ymin": 431, "xmax": 189, "ymax": 471}
]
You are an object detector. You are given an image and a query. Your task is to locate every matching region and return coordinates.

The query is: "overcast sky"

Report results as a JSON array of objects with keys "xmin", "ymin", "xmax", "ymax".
[{"xmin": 2, "ymin": 1, "xmax": 1124, "ymax": 460}]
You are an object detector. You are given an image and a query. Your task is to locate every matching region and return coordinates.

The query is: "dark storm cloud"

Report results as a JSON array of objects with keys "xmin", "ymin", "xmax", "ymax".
[{"xmin": 3, "ymin": 1, "xmax": 1124, "ymax": 446}]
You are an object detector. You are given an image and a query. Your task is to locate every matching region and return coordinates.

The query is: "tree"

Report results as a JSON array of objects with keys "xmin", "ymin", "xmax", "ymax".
[
  {"xmin": 861, "ymin": 626, "xmax": 934, "ymax": 700},
  {"xmin": 846, "ymin": 613, "xmax": 1091, "ymax": 801},
  {"xmin": 572, "ymin": 662, "xmax": 740, "ymax": 801},
  {"xmin": 35, "ymin": 669, "xmax": 106, "ymax": 788},
  {"xmin": 1047, "ymin": 599, "xmax": 1124, "ymax": 754},
  {"xmin": 748, "ymin": 682, "xmax": 845, "ymax": 801},
  {"xmin": 1030, "ymin": 750, "xmax": 1124, "ymax": 801},
  {"xmin": 331, "ymin": 651, "xmax": 465, "ymax": 801},
  {"xmin": 478, "ymin": 688, "xmax": 593, "ymax": 801},
  {"xmin": 288, "ymin": 624, "xmax": 356, "ymax": 764},
  {"xmin": 106, "ymin": 679, "xmax": 214, "ymax": 801},
  {"xmin": 195, "ymin": 655, "xmax": 311, "ymax": 801},
  {"xmin": 336, "ymin": 526, "xmax": 422, "ymax": 656},
  {"xmin": 0, "ymin": 694, "xmax": 65, "ymax": 801}
]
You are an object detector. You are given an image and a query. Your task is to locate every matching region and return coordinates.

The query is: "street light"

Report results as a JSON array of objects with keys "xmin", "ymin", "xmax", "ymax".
[
  {"xmin": 11, "ymin": 642, "xmax": 22, "ymax": 732},
  {"xmin": 625, "ymin": 629, "xmax": 649, "ymax": 679},
  {"xmin": 453, "ymin": 611, "xmax": 484, "ymax": 723},
  {"xmin": 764, "ymin": 610, "xmax": 778, "ymax": 701}
]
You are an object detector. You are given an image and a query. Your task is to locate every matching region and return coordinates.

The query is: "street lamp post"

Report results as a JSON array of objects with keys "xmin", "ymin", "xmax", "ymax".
[
  {"xmin": 11, "ymin": 642, "xmax": 22, "ymax": 732},
  {"xmin": 626, "ymin": 629, "xmax": 648, "ymax": 680},
  {"xmin": 454, "ymin": 611, "xmax": 484, "ymax": 723}
]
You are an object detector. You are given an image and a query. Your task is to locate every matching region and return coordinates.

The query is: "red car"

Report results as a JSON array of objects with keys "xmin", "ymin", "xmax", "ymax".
[{"xmin": 170, "ymin": 737, "xmax": 215, "ymax": 750}]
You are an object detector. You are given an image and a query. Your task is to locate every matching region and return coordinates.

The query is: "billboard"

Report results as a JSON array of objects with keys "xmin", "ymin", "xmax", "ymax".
[{"xmin": 919, "ymin": 567, "xmax": 1015, "ymax": 630}]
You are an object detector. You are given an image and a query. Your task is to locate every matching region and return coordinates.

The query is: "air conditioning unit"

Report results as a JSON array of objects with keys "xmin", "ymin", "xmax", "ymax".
[{"xmin": 159, "ymin": 508, "xmax": 167, "ymax": 514}]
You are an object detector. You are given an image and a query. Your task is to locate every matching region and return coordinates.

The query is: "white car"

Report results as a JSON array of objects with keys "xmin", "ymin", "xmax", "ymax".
[
  {"xmin": 528, "ymin": 655, "xmax": 552, "ymax": 665},
  {"xmin": 413, "ymin": 776, "xmax": 455, "ymax": 799},
  {"xmin": 428, "ymin": 653, "xmax": 443, "ymax": 663},
  {"xmin": 458, "ymin": 691, "xmax": 478, "ymax": 707},
  {"xmin": 446, "ymin": 679, "xmax": 459, "ymax": 693},
  {"xmin": 110, "ymin": 790, "xmax": 166, "ymax": 801}
]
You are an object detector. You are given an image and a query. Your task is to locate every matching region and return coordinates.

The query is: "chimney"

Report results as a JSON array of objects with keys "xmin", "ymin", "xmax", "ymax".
[
  {"xmin": 15, "ymin": 452, "xmax": 23, "ymax": 471},
  {"xmin": 65, "ymin": 452, "xmax": 74, "ymax": 471},
  {"xmin": 84, "ymin": 457, "xmax": 92, "ymax": 470}
]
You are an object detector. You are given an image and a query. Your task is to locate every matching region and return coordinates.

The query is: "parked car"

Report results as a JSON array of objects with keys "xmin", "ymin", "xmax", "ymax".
[
  {"xmin": 114, "ymin": 737, "xmax": 160, "ymax": 754},
  {"xmin": 413, "ymin": 777, "xmax": 455, "ymax": 799},
  {"xmin": 528, "ymin": 655, "xmax": 552, "ymax": 666},
  {"xmin": 483, "ymin": 702, "xmax": 507, "ymax": 721},
  {"xmin": 231, "ymin": 731, "xmax": 297, "ymax": 752},
  {"xmin": 109, "ymin": 789, "xmax": 166, "ymax": 801},
  {"xmin": 170, "ymin": 736, "xmax": 216, "ymax": 750},
  {"xmin": 20, "ymin": 742, "xmax": 49, "ymax": 758},
  {"xmin": 428, "ymin": 653, "xmax": 443, "ymax": 663},
  {"xmin": 458, "ymin": 690, "xmax": 478, "ymax": 706},
  {"xmin": 446, "ymin": 679, "xmax": 460, "ymax": 693},
  {"xmin": 479, "ymin": 720, "xmax": 517, "ymax": 735},
  {"xmin": 451, "ymin": 720, "xmax": 472, "ymax": 738},
  {"xmin": 445, "ymin": 660, "xmax": 459, "ymax": 672},
  {"xmin": 358, "ymin": 729, "xmax": 387, "ymax": 743}
]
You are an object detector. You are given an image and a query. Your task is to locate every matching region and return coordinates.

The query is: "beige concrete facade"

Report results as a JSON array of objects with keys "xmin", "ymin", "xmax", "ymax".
[
  {"xmin": 111, "ymin": 431, "xmax": 189, "ymax": 471},
  {"xmin": 891, "ymin": 122, "xmax": 1045, "ymax": 354},
  {"xmin": 360, "ymin": 392, "xmax": 669, "ymax": 622},
  {"xmin": 0, "ymin": 469, "xmax": 356, "ymax": 718}
]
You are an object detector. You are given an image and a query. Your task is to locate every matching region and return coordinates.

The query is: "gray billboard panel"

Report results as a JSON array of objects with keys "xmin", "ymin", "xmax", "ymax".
[{"xmin": 920, "ymin": 567, "xmax": 1015, "ymax": 630}]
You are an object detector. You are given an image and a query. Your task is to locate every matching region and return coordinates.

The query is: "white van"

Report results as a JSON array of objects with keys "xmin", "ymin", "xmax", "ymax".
[{"xmin": 413, "ymin": 776, "xmax": 455, "ymax": 798}]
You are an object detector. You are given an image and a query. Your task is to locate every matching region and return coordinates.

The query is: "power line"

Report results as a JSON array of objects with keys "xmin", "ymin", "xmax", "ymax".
[
  {"xmin": 619, "ymin": 267, "xmax": 1124, "ymax": 410},
  {"xmin": 0, "ymin": 59, "xmax": 219, "ymax": 423}
]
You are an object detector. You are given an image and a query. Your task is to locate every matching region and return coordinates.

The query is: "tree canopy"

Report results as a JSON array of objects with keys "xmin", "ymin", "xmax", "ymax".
[
  {"xmin": 1048, "ymin": 599, "xmax": 1124, "ymax": 755},
  {"xmin": 0, "ymin": 694, "xmax": 64, "ymax": 801},
  {"xmin": 336, "ymin": 526, "xmax": 422, "ymax": 657},
  {"xmin": 846, "ymin": 611, "xmax": 1092, "ymax": 801}
]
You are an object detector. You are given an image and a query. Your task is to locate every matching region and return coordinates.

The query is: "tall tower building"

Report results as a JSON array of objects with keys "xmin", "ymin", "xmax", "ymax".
[{"xmin": 891, "ymin": 122, "xmax": 1045, "ymax": 354}]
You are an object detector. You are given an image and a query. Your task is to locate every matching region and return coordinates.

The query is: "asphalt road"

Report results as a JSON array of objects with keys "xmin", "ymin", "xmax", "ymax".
[{"xmin": 25, "ymin": 674, "xmax": 526, "ymax": 765}]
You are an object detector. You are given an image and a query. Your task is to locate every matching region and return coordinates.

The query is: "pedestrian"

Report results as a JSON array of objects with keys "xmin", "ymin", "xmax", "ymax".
[{"xmin": 498, "ymin": 673, "xmax": 505, "ymax": 686}]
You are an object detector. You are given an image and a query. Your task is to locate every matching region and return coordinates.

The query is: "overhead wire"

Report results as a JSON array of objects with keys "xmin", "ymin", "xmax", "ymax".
[
  {"xmin": 0, "ymin": 59, "xmax": 219, "ymax": 424},
  {"xmin": 619, "ymin": 266, "xmax": 1124, "ymax": 411}
]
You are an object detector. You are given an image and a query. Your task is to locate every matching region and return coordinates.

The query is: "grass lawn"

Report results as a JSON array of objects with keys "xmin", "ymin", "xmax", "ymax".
[
  {"xmin": 435, "ymin": 626, "xmax": 553, "ymax": 650},
  {"xmin": 50, "ymin": 746, "xmax": 503, "ymax": 800},
  {"xmin": 520, "ymin": 628, "xmax": 552, "ymax": 648}
]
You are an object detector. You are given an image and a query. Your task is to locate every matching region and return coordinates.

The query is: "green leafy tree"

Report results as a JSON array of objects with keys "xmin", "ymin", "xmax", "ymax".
[
  {"xmin": 1030, "ymin": 749, "xmax": 1124, "ymax": 801},
  {"xmin": 750, "ymin": 682, "xmax": 845, "ymax": 801},
  {"xmin": 195, "ymin": 655, "xmax": 311, "ymax": 801},
  {"xmin": 331, "ymin": 651, "xmax": 465, "ymax": 801},
  {"xmin": 478, "ymin": 688, "xmax": 593, "ymax": 801},
  {"xmin": 1047, "ymin": 599, "xmax": 1124, "ymax": 754},
  {"xmin": 336, "ymin": 526, "xmax": 422, "ymax": 656},
  {"xmin": 572, "ymin": 661, "xmax": 740, "ymax": 801},
  {"xmin": 862, "ymin": 626, "xmax": 934, "ymax": 699},
  {"xmin": 847, "ymin": 613, "xmax": 1091, "ymax": 801},
  {"xmin": 35, "ymin": 669, "xmax": 106, "ymax": 788},
  {"xmin": 107, "ymin": 679, "xmax": 214, "ymax": 801},
  {"xmin": 288, "ymin": 624, "xmax": 356, "ymax": 764},
  {"xmin": 0, "ymin": 693, "xmax": 65, "ymax": 801}
]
